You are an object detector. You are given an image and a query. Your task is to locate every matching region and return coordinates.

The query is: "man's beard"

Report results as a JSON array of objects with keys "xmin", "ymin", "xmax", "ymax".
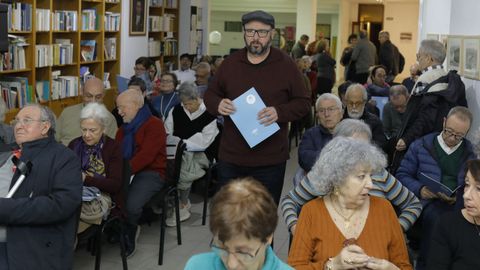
[
  {"xmin": 245, "ymin": 37, "xmax": 272, "ymax": 56},
  {"xmin": 348, "ymin": 108, "xmax": 364, "ymax": 119}
]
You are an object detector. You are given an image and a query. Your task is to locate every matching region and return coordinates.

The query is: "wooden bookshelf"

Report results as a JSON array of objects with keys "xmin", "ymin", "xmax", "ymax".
[
  {"xmin": 148, "ymin": 0, "xmax": 179, "ymax": 73},
  {"xmin": 1, "ymin": 0, "xmax": 122, "ymax": 123}
]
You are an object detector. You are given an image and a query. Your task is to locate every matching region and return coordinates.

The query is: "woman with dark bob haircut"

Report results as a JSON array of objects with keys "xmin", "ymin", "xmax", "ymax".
[
  {"xmin": 427, "ymin": 159, "xmax": 480, "ymax": 269},
  {"xmin": 184, "ymin": 177, "xmax": 292, "ymax": 270}
]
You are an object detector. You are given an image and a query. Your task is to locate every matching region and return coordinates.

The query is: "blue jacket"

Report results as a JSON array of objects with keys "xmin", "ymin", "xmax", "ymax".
[
  {"xmin": 298, "ymin": 125, "xmax": 332, "ymax": 172},
  {"xmin": 396, "ymin": 132, "xmax": 474, "ymax": 207}
]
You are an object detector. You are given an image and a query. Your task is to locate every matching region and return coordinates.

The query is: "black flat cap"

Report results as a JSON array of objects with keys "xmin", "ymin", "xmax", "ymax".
[{"xmin": 241, "ymin": 10, "xmax": 275, "ymax": 29}]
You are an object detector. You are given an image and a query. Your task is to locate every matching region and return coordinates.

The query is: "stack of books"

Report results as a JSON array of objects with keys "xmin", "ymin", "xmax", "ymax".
[
  {"xmin": 0, "ymin": 35, "xmax": 28, "ymax": 71},
  {"xmin": 104, "ymin": 38, "xmax": 117, "ymax": 60},
  {"xmin": 148, "ymin": 16, "xmax": 162, "ymax": 32},
  {"xmin": 6, "ymin": 2, "xmax": 32, "ymax": 32},
  {"xmin": 148, "ymin": 39, "xmax": 161, "ymax": 57},
  {"xmin": 0, "ymin": 76, "xmax": 33, "ymax": 109},
  {"xmin": 105, "ymin": 12, "xmax": 120, "ymax": 31},
  {"xmin": 35, "ymin": 9, "xmax": 51, "ymax": 31},
  {"xmin": 51, "ymin": 71, "xmax": 79, "ymax": 100},
  {"xmin": 53, "ymin": 10, "xmax": 78, "ymax": 31},
  {"xmin": 80, "ymin": 40, "xmax": 96, "ymax": 62}
]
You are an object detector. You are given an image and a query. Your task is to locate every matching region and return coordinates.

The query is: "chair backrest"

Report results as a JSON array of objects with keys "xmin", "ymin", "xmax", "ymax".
[{"xmin": 168, "ymin": 140, "xmax": 187, "ymax": 186}]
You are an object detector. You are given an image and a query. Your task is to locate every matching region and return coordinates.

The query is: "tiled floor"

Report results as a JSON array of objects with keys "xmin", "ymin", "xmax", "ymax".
[{"xmin": 74, "ymin": 146, "xmax": 299, "ymax": 270}]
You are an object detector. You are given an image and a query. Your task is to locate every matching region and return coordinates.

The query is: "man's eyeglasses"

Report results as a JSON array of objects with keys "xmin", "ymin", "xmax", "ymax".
[
  {"xmin": 443, "ymin": 128, "xmax": 465, "ymax": 141},
  {"xmin": 11, "ymin": 118, "xmax": 46, "ymax": 126},
  {"xmin": 318, "ymin": 107, "xmax": 340, "ymax": 115},
  {"xmin": 244, "ymin": 29, "xmax": 271, "ymax": 38},
  {"xmin": 210, "ymin": 241, "xmax": 264, "ymax": 264}
]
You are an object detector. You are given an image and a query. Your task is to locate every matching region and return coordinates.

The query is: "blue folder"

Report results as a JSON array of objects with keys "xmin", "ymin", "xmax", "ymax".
[
  {"xmin": 230, "ymin": 87, "xmax": 280, "ymax": 148},
  {"xmin": 116, "ymin": 75, "xmax": 130, "ymax": 93}
]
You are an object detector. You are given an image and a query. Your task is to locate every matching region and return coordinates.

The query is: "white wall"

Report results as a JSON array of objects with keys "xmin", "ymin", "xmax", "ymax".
[
  {"xmin": 120, "ymin": 0, "xmax": 148, "ymax": 77},
  {"xmin": 420, "ymin": 0, "xmax": 480, "ymax": 138},
  {"xmin": 383, "ymin": 1, "xmax": 419, "ymax": 81}
]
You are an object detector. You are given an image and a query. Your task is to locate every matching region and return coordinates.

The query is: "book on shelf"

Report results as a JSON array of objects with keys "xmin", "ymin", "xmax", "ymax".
[
  {"xmin": 81, "ymin": 8, "xmax": 97, "ymax": 31},
  {"xmin": 35, "ymin": 45, "xmax": 52, "ymax": 68},
  {"xmin": 80, "ymin": 40, "xmax": 97, "ymax": 62},
  {"xmin": 51, "ymin": 71, "xmax": 79, "ymax": 100},
  {"xmin": 35, "ymin": 9, "xmax": 51, "ymax": 31},
  {"xmin": 104, "ymin": 38, "xmax": 117, "ymax": 60},
  {"xmin": 103, "ymin": 72, "xmax": 111, "ymax": 89},
  {"xmin": 35, "ymin": 80, "xmax": 50, "ymax": 102},
  {"xmin": 149, "ymin": 0, "xmax": 163, "ymax": 7},
  {"xmin": 0, "ymin": 76, "xmax": 33, "ymax": 109},
  {"xmin": 6, "ymin": 2, "xmax": 32, "ymax": 32},
  {"xmin": 148, "ymin": 39, "xmax": 161, "ymax": 57},
  {"xmin": 162, "ymin": 39, "xmax": 178, "ymax": 56},
  {"xmin": 165, "ymin": 0, "xmax": 178, "ymax": 8},
  {"xmin": 162, "ymin": 14, "xmax": 176, "ymax": 32},
  {"xmin": 105, "ymin": 12, "xmax": 120, "ymax": 31},
  {"xmin": 0, "ymin": 35, "xmax": 28, "ymax": 71},
  {"xmin": 148, "ymin": 16, "xmax": 162, "ymax": 32},
  {"xmin": 53, "ymin": 10, "xmax": 78, "ymax": 31}
]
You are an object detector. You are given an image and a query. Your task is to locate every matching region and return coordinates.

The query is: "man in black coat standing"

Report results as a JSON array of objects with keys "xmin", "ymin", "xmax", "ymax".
[
  {"xmin": 378, "ymin": 31, "xmax": 403, "ymax": 84},
  {"xmin": 0, "ymin": 104, "xmax": 82, "ymax": 269}
]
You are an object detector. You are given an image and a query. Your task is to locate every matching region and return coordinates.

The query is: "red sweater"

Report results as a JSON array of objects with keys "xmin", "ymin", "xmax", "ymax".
[
  {"xmin": 204, "ymin": 47, "xmax": 310, "ymax": 166},
  {"xmin": 115, "ymin": 116, "xmax": 167, "ymax": 178}
]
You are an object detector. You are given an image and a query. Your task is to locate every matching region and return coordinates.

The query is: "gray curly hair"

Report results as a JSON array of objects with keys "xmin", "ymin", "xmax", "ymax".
[{"xmin": 307, "ymin": 136, "xmax": 386, "ymax": 194}]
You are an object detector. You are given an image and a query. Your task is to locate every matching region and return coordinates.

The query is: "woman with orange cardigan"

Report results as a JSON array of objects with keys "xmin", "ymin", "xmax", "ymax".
[{"xmin": 288, "ymin": 137, "xmax": 411, "ymax": 270}]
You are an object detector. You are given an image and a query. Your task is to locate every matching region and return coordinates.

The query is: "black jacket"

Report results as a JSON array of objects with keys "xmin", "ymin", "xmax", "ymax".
[
  {"xmin": 0, "ymin": 136, "xmax": 82, "ymax": 269},
  {"xmin": 344, "ymin": 110, "xmax": 386, "ymax": 149},
  {"xmin": 379, "ymin": 40, "xmax": 400, "ymax": 76}
]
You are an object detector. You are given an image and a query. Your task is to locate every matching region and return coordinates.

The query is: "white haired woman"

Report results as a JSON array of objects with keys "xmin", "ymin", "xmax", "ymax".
[
  {"xmin": 68, "ymin": 103, "xmax": 123, "ymax": 230},
  {"xmin": 288, "ymin": 137, "xmax": 412, "ymax": 270}
]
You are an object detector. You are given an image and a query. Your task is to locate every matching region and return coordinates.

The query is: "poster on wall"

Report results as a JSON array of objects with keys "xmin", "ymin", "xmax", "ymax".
[
  {"xmin": 446, "ymin": 36, "xmax": 463, "ymax": 73},
  {"xmin": 462, "ymin": 37, "xmax": 480, "ymax": 80},
  {"xmin": 130, "ymin": 0, "xmax": 147, "ymax": 36}
]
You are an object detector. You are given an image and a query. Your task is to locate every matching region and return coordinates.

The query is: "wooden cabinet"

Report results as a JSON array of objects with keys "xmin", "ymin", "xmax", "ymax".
[{"xmin": 1, "ymin": 0, "xmax": 121, "ymax": 122}]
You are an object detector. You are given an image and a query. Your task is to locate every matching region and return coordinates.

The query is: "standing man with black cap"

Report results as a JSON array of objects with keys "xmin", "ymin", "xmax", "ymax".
[{"xmin": 204, "ymin": 10, "xmax": 310, "ymax": 204}]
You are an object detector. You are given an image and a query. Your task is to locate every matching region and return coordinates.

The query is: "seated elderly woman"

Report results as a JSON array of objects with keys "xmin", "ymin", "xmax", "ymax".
[
  {"xmin": 164, "ymin": 81, "xmax": 219, "ymax": 226},
  {"xmin": 185, "ymin": 177, "xmax": 292, "ymax": 270},
  {"xmin": 68, "ymin": 103, "xmax": 123, "ymax": 230},
  {"xmin": 288, "ymin": 136, "xmax": 412, "ymax": 270},
  {"xmin": 282, "ymin": 119, "xmax": 422, "ymax": 235},
  {"xmin": 427, "ymin": 159, "xmax": 480, "ymax": 270}
]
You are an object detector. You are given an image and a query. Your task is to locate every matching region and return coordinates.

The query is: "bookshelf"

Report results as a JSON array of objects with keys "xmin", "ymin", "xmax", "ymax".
[
  {"xmin": 0, "ymin": 0, "xmax": 122, "ymax": 122},
  {"xmin": 148, "ymin": 0, "xmax": 179, "ymax": 74}
]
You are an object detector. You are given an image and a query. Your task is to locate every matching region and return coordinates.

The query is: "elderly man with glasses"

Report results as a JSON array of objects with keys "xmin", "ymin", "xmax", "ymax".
[
  {"xmin": 396, "ymin": 106, "xmax": 475, "ymax": 270},
  {"xmin": 204, "ymin": 10, "xmax": 310, "ymax": 205},
  {"xmin": 0, "ymin": 104, "xmax": 82, "ymax": 269}
]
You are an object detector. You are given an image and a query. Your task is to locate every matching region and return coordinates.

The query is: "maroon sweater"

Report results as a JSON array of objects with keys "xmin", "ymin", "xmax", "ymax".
[
  {"xmin": 115, "ymin": 116, "xmax": 167, "ymax": 178},
  {"xmin": 68, "ymin": 136, "xmax": 124, "ymax": 213},
  {"xmin": 204, "ymin": 47, "xmax": 310, "ymax": 166}
]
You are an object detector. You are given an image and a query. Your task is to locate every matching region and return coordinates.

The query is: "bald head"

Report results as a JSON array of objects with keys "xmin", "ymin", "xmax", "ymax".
[
  {"xmin": 116, "ymin": 89, "xmax": 144, "ymax": 123},
  {"xmin": 83, "ymin": 77, "xmax": 105, "ymax": 104}
]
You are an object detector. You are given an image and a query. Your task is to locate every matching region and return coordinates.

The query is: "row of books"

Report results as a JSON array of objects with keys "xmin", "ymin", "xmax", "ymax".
[
  {"xmin": 53, "ymin": 10, "xmax": 78, "ymax": 31},
  {"xmin": 165, "ymin": 0, "xmax": 178, "ymax": 9},
  {"xmin": 0, "ymin": 77, "xmax": 33, "ymax": 110},
  {"xmin": 51, "ymin": 71, "xmax": 79, "ymax": 100},
  {"xmin": 81, "ymin": 9, "xmax": 98, "ymax": 31},
  {"xmin": 105, "ymin": 0, "xmax": 120, "ymax": 3},
  {"xmin": 105, "ymin": 12, "xmax": 121, "ymax": 31},
  {"xmin": 35, "ymin": 9, "xmax": 51, "ymax": 31},
  {"xmin": 149, "ymin": 0, "xmax": 163, "ymax": 7},
  {"xmin": 147, "ymin": 39, "xmax": 177, "ymax": 57},
  {"xmin": 35, "ymin": 42, "xmax": 74, "ymax": 67},
  {"xmin": 148, "ymin": 14, "xmax": 176, "ymax": 32},
  {"xmin": 5, "ymin": 3, "xmax": 32, "ymax": 32},
  {"xmin": 0, "ymin": 36, "xmax": 28, "ymax": 71}
]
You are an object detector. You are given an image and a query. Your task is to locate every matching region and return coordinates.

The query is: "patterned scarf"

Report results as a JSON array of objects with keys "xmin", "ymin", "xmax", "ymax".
[{"xmin": 73, "ymin": 136, "xmax": 106, "ymax": 178}]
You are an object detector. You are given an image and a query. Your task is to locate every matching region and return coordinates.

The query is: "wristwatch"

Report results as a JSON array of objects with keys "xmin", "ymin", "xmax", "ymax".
[{"xmin": 324, "ymin": 257, "xmax": 334, "ymax": 270}]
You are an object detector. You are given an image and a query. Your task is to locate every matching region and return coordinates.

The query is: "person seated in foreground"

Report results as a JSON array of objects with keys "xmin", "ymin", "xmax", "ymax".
[
  {"xmin": 164, "ymin": 82, "xmax": 219, "ymax": 226},
  {"xmin": 68, "ymin": 103, "xmax": 123, "ymax": 231},
  {"xmin": 427, "ymin": 159, "xmax": 480, "ymax": 270},
  {"xmin": 185, "ymin": 177, "xmax": 292, "ymax": 270},
  {"xmin": 281, "ymin": 119, "xmax": 421, "ymax": 235},
  {"xmin": 288, "ymin": 136, "xmax": 412, "ymax": 269}
]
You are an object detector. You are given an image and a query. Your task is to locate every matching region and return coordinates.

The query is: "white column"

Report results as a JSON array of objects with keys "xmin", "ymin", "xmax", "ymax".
[{"xmin": 295, "ymin": 0, "xmax": 317, "ymax": 41}]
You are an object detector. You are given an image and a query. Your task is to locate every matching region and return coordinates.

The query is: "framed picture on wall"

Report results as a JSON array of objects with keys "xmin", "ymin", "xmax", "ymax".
[
  {"xmin": 462, "ymin": 37, "xmax": 480, "ymax": 80},
  {"xmin": 446, "ymin": 36, "xmax": 463, "ymax": 73},
  {"xmin": 130, "ymin": 0, "xmax": 146, "ymax": 36}
]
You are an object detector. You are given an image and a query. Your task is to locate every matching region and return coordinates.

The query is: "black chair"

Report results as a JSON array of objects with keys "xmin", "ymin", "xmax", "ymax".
[
  {"xmin": 146, "ymin": 140, "xmax": 185, "ymax": 265},
  {"xmin": 77, "ymin": 158, "xmax": 130, "ymax": 270}
]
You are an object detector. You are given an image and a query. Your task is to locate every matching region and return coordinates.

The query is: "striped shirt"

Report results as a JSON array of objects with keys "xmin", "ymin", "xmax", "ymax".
[{"xmin": 280, "ymin": 168, "xmax": 422, "ymax": 232}]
